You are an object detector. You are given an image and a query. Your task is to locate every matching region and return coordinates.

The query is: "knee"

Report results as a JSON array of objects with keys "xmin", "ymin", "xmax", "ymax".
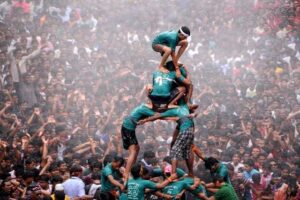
[
  {"xmin": 181, "ymin": 40, "xmax": 188, "ymax": 47},
  {"xmin": 163, "ymin": 47, "xmax": 172, "ymax": 54}
]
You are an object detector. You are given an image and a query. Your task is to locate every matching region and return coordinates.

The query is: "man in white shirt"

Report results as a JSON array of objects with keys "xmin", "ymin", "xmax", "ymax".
[
  {"xmin": 63, "ymin": 165, "xmax": 91, "ymax": 200},
  {"xmin": 231, "ymin": 153, "xmax": 244, "ymax": 173}
]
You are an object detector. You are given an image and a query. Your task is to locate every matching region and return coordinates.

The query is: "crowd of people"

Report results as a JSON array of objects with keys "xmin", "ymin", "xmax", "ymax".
[{"xmin": 0, "ymin": 0, "xmax": 300, "ymax": 199}]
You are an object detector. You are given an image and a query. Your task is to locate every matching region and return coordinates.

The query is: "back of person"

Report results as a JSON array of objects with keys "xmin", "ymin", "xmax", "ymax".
[
  {"xmin": 127, "ymin": 177, "xmax": 158, "ymax": 200},
  {"xmin": 62, "ymin": 177, "xmax": 85, "ymax": 199},
  {"xmin": 162, "ymin": 180, "xmax": 189, "ymax": 197},
  {"xmin": 215, "ymin": 183, "xmax": 238, "ymax": 200}
]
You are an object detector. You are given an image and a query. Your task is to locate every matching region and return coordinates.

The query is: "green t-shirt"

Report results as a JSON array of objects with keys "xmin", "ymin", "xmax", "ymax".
[
  {"xmin": 162, "ymin": 180, "xmax": 190, "ymax": 197},
  {"xmin": 182, "ymin": 177, "xmax": 207, "ymax": 199},
  {"xmin": 100, "ymin": 163, "xmax": 118, "ymax": 192},
  {"xmin": 119, "ymin": 192, "xmax": 128, "ymax": 200},
  {"xmin": 160, "ymin": 104, "xmax": 189, "ymax": 118},
  {"xmin": 212, "ymin": 163, "xmax": 231, "ymax": 184},
  {"xmin": 151, "ymin": 168, "xmax": 186, "ymax": 178},
  {"xmin": 177, "ymin": 117, "xmax": 194, "ymax": 132},
  {"xmin": 214, "ymin": 183, "xmax": 238, "ymax": 200},
  {"xmin": 122, "ymin": 104, "xmax": 156, "ymax": 130},
  {"xmin": 152, "ymin": 30, "xmax": 179, "ymax": 51},
  {"xmin": 160, "ymin": 105, "xmax": 194, "ymax": 132},
  {"xmin": 126, "ymin": 177, "xmax": 157, "ymax": 200},
  {"xmin": 151, "ymin": 70, "xmax": 176, "ymax": 97}
]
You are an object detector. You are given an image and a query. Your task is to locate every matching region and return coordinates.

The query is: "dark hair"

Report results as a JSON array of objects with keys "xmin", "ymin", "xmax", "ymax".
[
  {"xmin": 143, "ymin": 150, "xmax": 155, "ymax": 159},
  {"xmin": 131, "ymin": 163, "xmax": 142, "ymax": 179},
  {"xmin": 204, "ymin": 157, "xmax": 219, "ymax": 170},
  {"xmin": 212, "ymin": 174, "xmax": 224, "ymax": 183},
  {"xmin": 38, "ymin": 174, "xmax": 50, "ymax": 182},
  {"xmin": 51, "ymin": 175, "xmax": 63, "ymax": 184},
  {"xmin": 25, "ymin": 158, "xmax": 35, "ymax": 165},
  {"xmin": 48, "ymin": 163, "xmax": 58, "ymax": 172},
  {"xmin": 70, "ymin": 165, "xmax": 82, "ymax": 174},
  {"xmin": 23, "ymin": 170, "xmax": 35, "ymax": 180},
  {"xmin": 112, "ymin": 156, "xmax": 125, "ymax": 166},
  {"xmin": 103, "ymin": 153, "xmax": 117, "ymax": 166},
  {"xmin": 262, "ymin": 162, "xmax": 271, "ymax": 170},
  {"xmin": 244, "ymin": 159, "xmax": 255, "ymax": 167},
  {"xmin": 56, "ymin": 161, "xmax": 66, "ymax": 167},
  {"xmin": 163, "ymin": 156, "xmax": 172, "ymax": 164},
  {"xmin": 179, "ymin": 26, "xmax": 190, "ymax": 36},
  {"xmin": 91, "ymin": 172, "xmax": 101, "ymax": 180},
  {"xmin": 252, "ymin": 173, "xmax": 261, "ymax": 184},
  {"xmin": 55, "ymin": 125, "xmax": 66, "ymax": 134},
  {"xmin": 165, "ymin": 61, "xmax": 175, "ymax": 71},
  {"xmin": 92, "ymin": 162, "xmax": 103, "ymax": 170}
]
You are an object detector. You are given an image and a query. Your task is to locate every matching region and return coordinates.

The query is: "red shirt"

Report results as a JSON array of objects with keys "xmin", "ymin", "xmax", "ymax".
[
  {"xmin": 13, "ymin": 0, "xmax": 30, "ymax": 14},
  {"xmin": 252, "ymin": 183, "xmax": 264, "ymax": 200}
]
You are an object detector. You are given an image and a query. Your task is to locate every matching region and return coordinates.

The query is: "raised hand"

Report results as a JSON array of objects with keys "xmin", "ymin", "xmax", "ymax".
[
  {"xmin": 5, "ymin": 101, "xmax": 11, "ymax": 108},
  {"xmin": 41, "ymin": 136, "xmax": 49, "ymax": 145}
]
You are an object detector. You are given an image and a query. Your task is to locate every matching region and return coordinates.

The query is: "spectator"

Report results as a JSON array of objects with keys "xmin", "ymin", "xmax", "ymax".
[
  {"xmin": 209, "ymin": 174, "xmax": 238, "ymax": 200},
  {"xmin": 62, "ymin": 165, "xmax": 87, "ymax": 200},
  {"xmin": 0, "ymin": 0, "xmax": 298, "ymax": 199}
]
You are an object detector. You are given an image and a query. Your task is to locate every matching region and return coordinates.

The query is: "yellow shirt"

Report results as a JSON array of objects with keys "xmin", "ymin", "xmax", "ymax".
[{"xmin": 51, "ymin": 194, "xmax": 71, "ymax": 200}]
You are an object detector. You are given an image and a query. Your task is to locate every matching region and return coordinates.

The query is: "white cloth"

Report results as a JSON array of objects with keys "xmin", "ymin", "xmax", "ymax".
[
  {"xmin": 88, "ymin": 183, "xmax": 101, "ymax": 197},
  {"xmin": 231, "ymin": 162, "xmax": 244, "ymax": 173}
]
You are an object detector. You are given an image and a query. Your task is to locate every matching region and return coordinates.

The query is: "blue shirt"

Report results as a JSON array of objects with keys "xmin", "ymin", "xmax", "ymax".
[{"xmin": 243, "ymin": 169, "xmax": 260, "ymax": 180}]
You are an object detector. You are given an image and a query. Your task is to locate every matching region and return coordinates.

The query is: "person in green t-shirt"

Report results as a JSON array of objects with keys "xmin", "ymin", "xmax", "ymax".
[
  {"xmin": 208, "ymin": 174, "xmax": 238, "ymax": 200},
  {"xmin": 164, "ymin": 61, "xmax": 197, "ymax": 110},
  {"xmin": 204, "ymin": 157, "xmax": 231, "ymax": 184},
  {"xmin": 202, "ymin": 157, "xmax": 232, "ymax": 196},
  {"xmin": 152, "ymin": 165, "xmax": 206, "ymax": 200},
  {"xmin": 137, "ymin": 104, "xmax": 196, "ymax": 177},
  {"xmin": 183, "ymin": 177, "xmax": 208, "ymax": 200},
  {"xmin": 147, "ymin": 65, "xmax": 189, "ymax": 110},
  {"xmin": 126, "ymin": 162, "xmax": 176, "ymax": 200},
  {"xmin": 146, "ymin": 61, "xmax": 197, "ymax": 112},
  {"xmin": 161, "ymin": 175, "xmax": 208, "ymax": 200},
  {"xmin": 152, "ymin": 26, "xmax": 190, "ymax": 72},
  {"xmin": 100, "ymin": 156, "xmax": 125, "ymax": 200},
  {"xmin": 121, "ymin": 103, "xmax": 156, "ymax": 184}
]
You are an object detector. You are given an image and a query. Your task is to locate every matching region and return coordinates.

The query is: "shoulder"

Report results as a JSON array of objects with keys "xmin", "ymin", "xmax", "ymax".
[{"xmin": 103, "ymin": 165, "xmax": 113, "ymax": 174}]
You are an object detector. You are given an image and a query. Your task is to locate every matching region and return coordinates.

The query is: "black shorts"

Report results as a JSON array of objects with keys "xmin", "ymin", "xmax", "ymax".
[
  {"xmin": 99, "ymin": 191, "xmax": 116, "ymax": 200},
  {"xmin": 149, "ymin": 88, "xmax": 179, "ymax": 105},
  {"xmin": 121, "ymin": 126, "xmax": 138, "ymax": 150}
]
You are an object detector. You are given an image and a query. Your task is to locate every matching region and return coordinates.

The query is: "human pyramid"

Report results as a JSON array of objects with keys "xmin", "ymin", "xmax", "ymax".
[
  {"xmin": 121, "ymin": 26, "xmax": 202, "ymax": 180},
  {"xmin": 118, "ymin": 27, "xmax": 220, "ymax": 198}
]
